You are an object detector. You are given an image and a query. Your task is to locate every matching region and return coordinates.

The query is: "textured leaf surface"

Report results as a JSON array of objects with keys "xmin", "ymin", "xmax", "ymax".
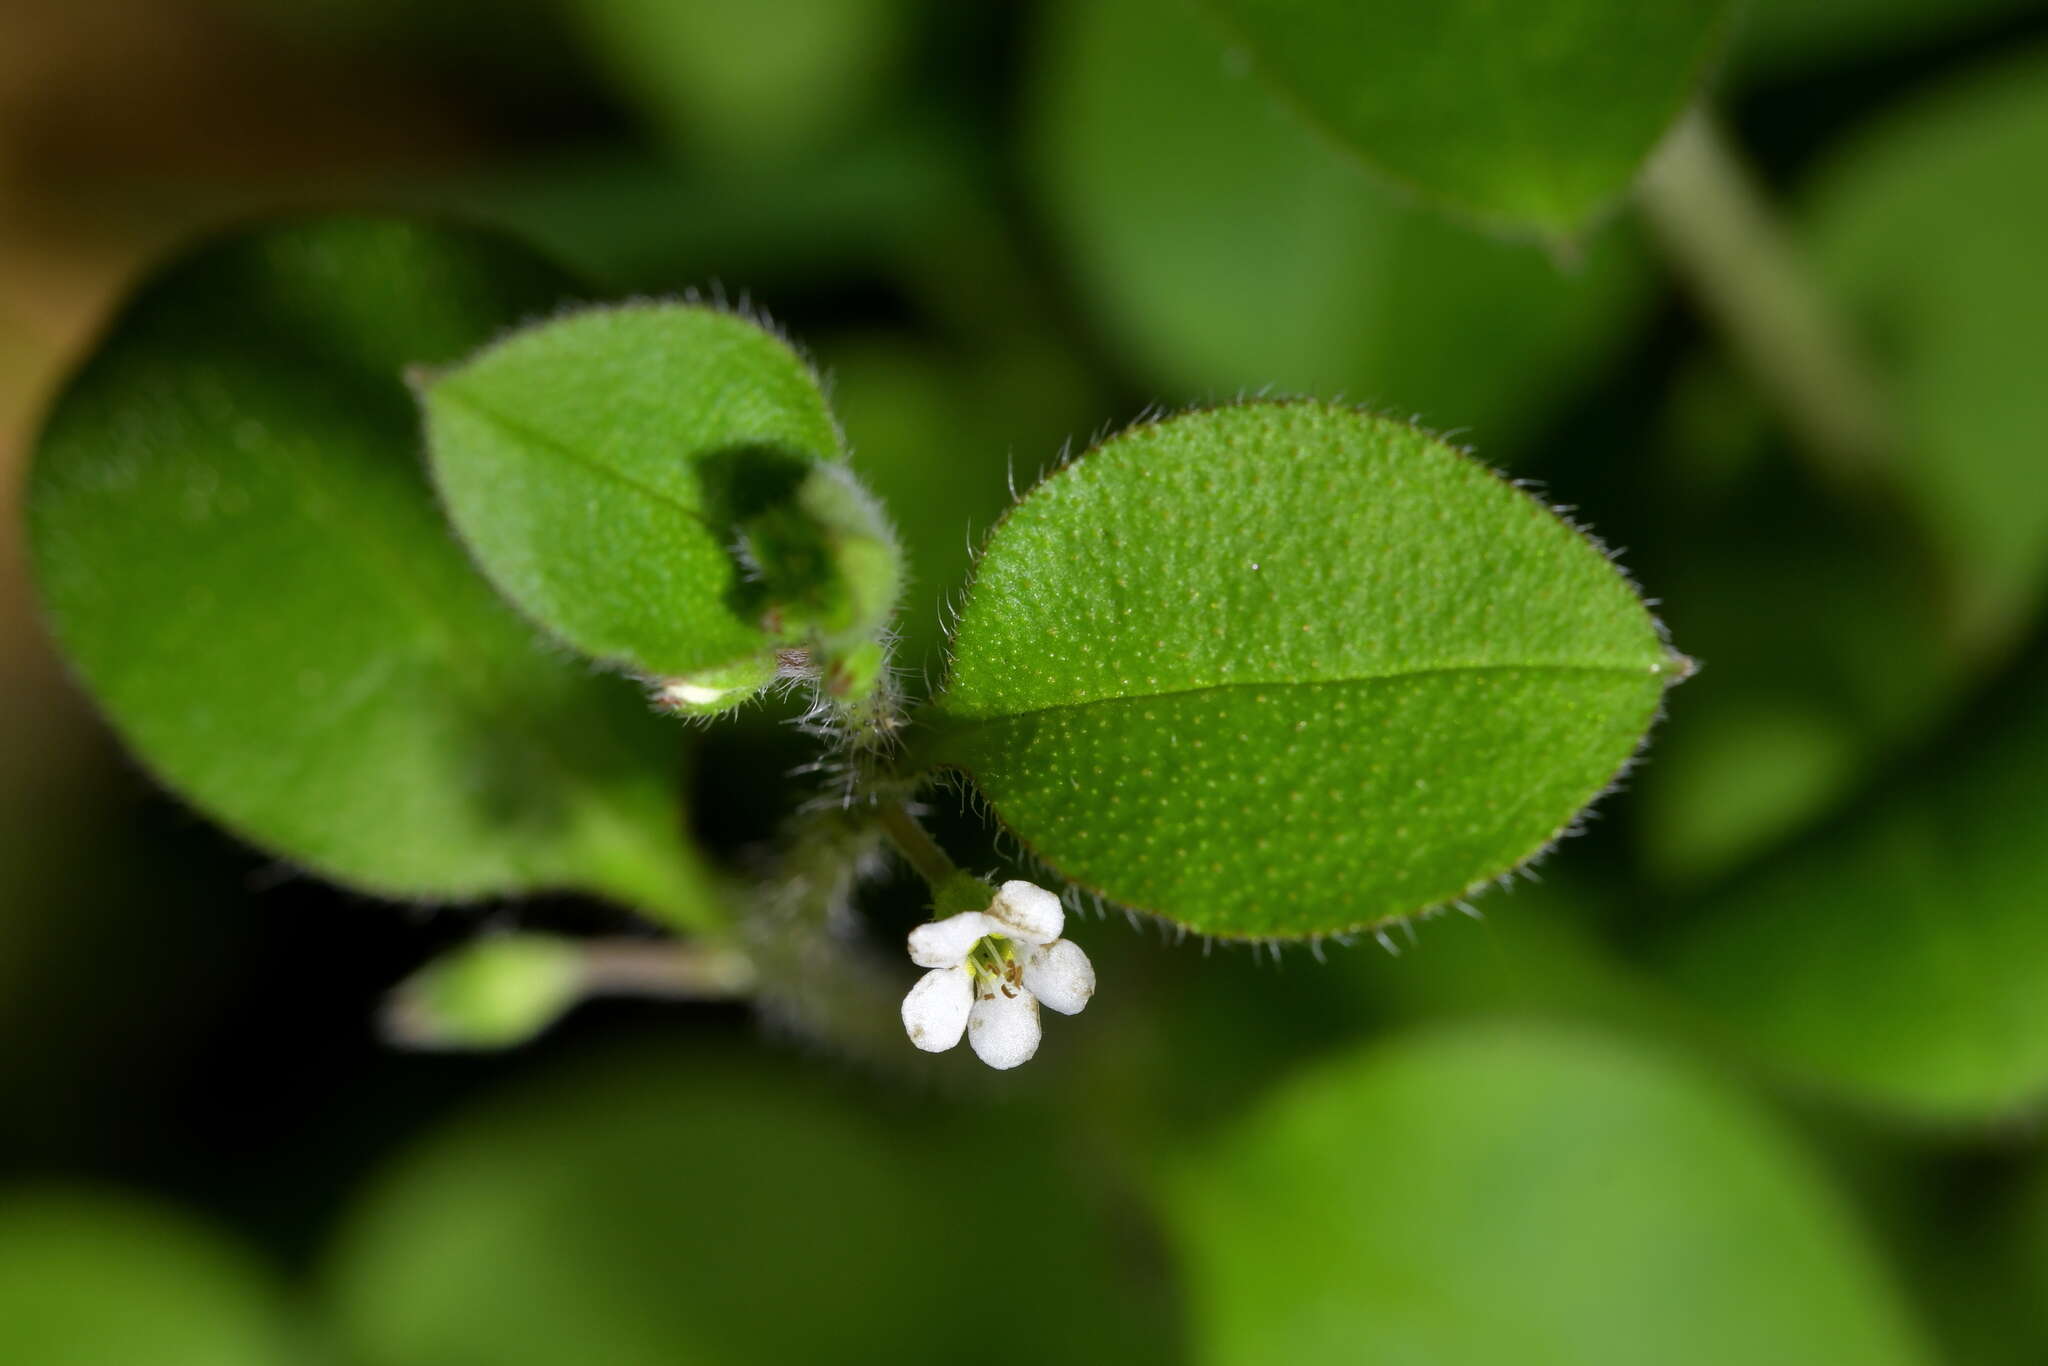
[
  {"xmin": 424, "ymin": 303, "xmax": 900, "ymax": 681},
  {"xmin": 929, "ymin": 402, "xmax": 1682, "ymax": 938},
  {"xmin": 323, "ymin": 1047, "xmax": 1171, "ymax": 1366},
  {"xmin": 1032, "ymin": 0, "xmax": 1649, "ymax": 453},
  {"xmin": 1808, "ymin": 48, "xmax": 2048, "ymax": 642},
  {"xmin": 1193, "ymin": 0, "xmax": 1734, "ymax": 236},
  {"xmin": 1660, "ymin": 646, "xmax": 2048, "ymax": 1121},
  {"xmin": 29, "ymin": 219, "xmax": 719, "ymax": 926},
  {"xmin": 1165, "ymin": 1027, "xmax": 1932, "ymax": 1366},
  {"xmin": 0, "ymin": 1189, "xmax": 288, "ymax": 1366}
]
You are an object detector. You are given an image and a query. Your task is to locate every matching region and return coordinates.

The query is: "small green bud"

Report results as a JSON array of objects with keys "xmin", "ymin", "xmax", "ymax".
[{"xmin": 382, "ymin": 935, "xmax": 585, "ymax": 1050}]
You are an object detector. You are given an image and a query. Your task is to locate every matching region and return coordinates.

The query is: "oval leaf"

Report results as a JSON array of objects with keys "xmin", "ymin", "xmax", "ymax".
[
  {"xmin": 1164, "ymin": 1026, "xmax": 1933, "ymax": 1365},
  {"xmin": 1032, "ymin": 0, "xmax": 1652, "ymax": 450},
  {"xmin": 422, "ymin": 303, "xmax": 902, "ymax": 682},
  {"xmin": 927, "ymin": 402, "xmax": 1684, "ymax": 938},
  {"xmin": 28, "ymin": 218, "xmax": 719, "ymax": 928},
  {"xmin": 1193, "ymin": 0, "xmax": 1734, "ymax": 237}
]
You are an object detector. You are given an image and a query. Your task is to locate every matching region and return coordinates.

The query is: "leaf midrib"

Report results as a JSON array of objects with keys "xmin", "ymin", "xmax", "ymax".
[
  {"xmin": 431, "ymin": 382, "xmax": 726, "ymax": 533},
  {"xmin": 937, "ymin": 659, "xmax": 1665, "ymax": 728}
]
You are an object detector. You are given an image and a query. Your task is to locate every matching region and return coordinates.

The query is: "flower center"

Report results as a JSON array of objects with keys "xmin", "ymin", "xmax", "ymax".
[{"xmin": 965, "ymin": 935, "xmax": 1025, "ymax": 996}]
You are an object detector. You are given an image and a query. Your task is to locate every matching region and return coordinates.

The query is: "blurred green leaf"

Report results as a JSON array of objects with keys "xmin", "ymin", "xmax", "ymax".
[
  {"xmin": 1632, "ymin": 470, "xmax": 1960, "ymax": 886},
  {"xmin": 1031, "ymin": 0, "xmax": 1651, "ymax": 452},
  {"xmin": 1165, "ymin": 1025, "xmax": 1932, "ymax": 1365},
  {"xmin": 424, "ymin": 303, "xmax": 900, "ymax": 685},
  {"xmin": 1189, "ymin": 0, "xmax": 1733, "ymax": 237},
  {"xmin": 566, "ymin": 0, "xmax": 913, "ymax": 168},
  {"xmin": 927, "ymin": 402, "xmax": 1684, "ymax": 939},
  {"xmin": 0, "ymin": 1187, "xmax": 290, "ymax": 1365},
  {"xmin": 1660, "ymin": 644, "xmax": 2048, "ymax": 1122},
  {"xmin": 28, "ymin": 219, "xmax": 719, "ymax": 928},
  {"xmin": 1808, "ymin": 46, "xmax": 2048, "ymax": 645},
  {"xmin": 322, "ymin": 1045, "xmax": 1176, "ymax": 1365}
]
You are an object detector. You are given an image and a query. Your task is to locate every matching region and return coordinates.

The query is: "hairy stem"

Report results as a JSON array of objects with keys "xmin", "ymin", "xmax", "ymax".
[
  {"xmin": 1638, "ymin": 109, "xmax": 1897, "ymax": 487},
  {"xmin": 875, "ymin": 797, "xmax": 961, "ymax": 889}
]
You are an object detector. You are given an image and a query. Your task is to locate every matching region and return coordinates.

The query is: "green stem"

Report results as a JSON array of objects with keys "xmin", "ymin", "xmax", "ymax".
[
  {"xmin": 1638, "ymin": 108, "xmax": 1897, "ymax": 488},
  {"xmin": 876, "ymin": 797, "xmax": 961, "ymax": 889},
  {"xmin": 578, "ymin": 939, "xmax": 757, "ymax": 998}
]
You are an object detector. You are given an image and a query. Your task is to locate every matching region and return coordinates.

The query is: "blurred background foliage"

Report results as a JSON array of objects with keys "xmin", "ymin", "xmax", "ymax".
[{"xmin": 5, "ymin": 0, "xmax": 2048, "ymax": 1361}]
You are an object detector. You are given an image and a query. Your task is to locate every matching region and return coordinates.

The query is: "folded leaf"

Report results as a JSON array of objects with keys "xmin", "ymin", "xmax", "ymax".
[{"xmin": 423, "ymin": 303, "xmax": 901, "ymax": 685}]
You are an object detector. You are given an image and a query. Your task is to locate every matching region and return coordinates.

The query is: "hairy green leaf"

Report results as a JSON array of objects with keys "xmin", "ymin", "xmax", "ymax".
[
  {"xmin": 0, "ymin": 1189, "xmax": 289, "ymax": 1366},
  {"xmin": 1032, "ymin": 0, "xmax": 1650, "ymax": 453},
  {"xmin": 1165, "ymin": 1026, "xmax": 1933, "ymax": 1365},
  {"xmin": 423, "ymin": 303, "xmax": 901, "ymax": 685},
  {"xmin": 927, "ymin": 402, "xmax": 1684, "ymax": 939},
  {"xmin": 1191, "ymin": 0, "xmax": 1734, "ymax": 237},
  {"xmin": 28, "ymin": 219, "xmax": 719, "ymax": 927},
  {"xmin": 1660, "ymin": 645, "xmax": 2048, "ymax": 1122}
]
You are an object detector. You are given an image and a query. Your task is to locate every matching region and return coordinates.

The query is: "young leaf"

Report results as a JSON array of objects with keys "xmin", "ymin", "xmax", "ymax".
[
  {"xmin": 1191, "ymin": 0, "xmax": 1736, "ymax": 238},
  {"xmin": 28, "ymin": 218, "xmax": 720, "ymax": 929},
  {"xmin": 1658, "ymin": 641, "xmax": 2048, "ymax": 1122},
  {"xmin": 1164, "ymin": 1026, "xmax": 1933, "ymax": 1365},
  {"xmin": 925, "ymin": 402, "xmax": 1685, "ymax": 939},
  {"xmin": 1032, "ymin": 0, "xmax": 1651, "ymax": 454},
  {"xmin": 422, "ymin": 303, "xmax": 902, "ymax": 685}
]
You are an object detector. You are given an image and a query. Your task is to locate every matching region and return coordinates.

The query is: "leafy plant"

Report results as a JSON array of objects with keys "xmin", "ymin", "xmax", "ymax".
[{"xmin": 28, "ymin": 209, "xmax": 1684, "ymax": 1067}]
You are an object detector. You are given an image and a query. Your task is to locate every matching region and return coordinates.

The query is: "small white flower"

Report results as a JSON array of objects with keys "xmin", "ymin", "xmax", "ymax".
[{"xmin": 899, "ymin": 880, "xmax": 1096, "ymax": 1069}]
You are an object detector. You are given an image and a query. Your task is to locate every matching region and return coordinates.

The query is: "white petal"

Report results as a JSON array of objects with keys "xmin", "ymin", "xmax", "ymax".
[
  {"xmin": 966, "ymin": 983, "xmax": 1041, "ymax": 1069},
  {"xmin": 908, "ymin": 911, "xmax": 993, "ymax": 968},
  {"xmin": 1021, "ymin": 938, "xmax": 1095, "ymax": 1016},
  {"xmin": 901, "ymin": 966, "xmax": 972, "ymax": 1052},
  {"xmin": 986, "ymin": 880, "xmax": 1064, "ymax": 946}
]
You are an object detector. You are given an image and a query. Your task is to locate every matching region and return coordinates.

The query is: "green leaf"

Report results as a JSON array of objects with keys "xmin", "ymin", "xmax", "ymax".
[
  {"xmin": 1031, "ymin": 0, "xmax": 1651, "ymax": 454},
  {"xmin": 0, "ymin": 1188, "xmax": 290, "ymax": 1366},
  {"xmin": 322, "ymin": 1046, "xmax": 1174, "ymax": 1366},
  {"xmin": 925, "ymin": 402, "xmax": 1684, "ymax": 939},
  {"xmin": 1658, "ymin": 645, "xmax": 2048, "ymax": 1122},
  {"xmin": 28, "ymin": 218, "xmax": 720, "ymax": 928},
  {"xmin": 1806, "ymin": 46, "xmax": 2048, "ymax": 645},
  {"xmin": 1164, "ymin": 1026, "xmax": 1933, "ymax": 1366},
  {"xmin": 1630, "ymin": 469, "xmax": 1962, "ymax": 887},
  {"xmin": 422, "ymin": 303, "xmax": 901, "ymax": 685},
  {"xmin": 1190, "ymin": 0, "xmax": 1735, "ymax": 238}
]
